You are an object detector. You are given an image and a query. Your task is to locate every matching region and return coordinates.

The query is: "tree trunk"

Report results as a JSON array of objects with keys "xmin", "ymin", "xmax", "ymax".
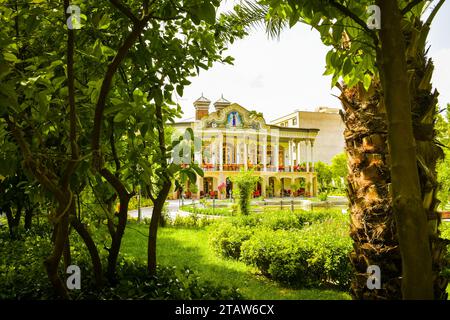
[
  {"xmin": 368, "ymin": 0, "xmax": 433, "ymax": 299},
  {"xmin": 147, "ymin": 182, "xmax": 171, "ymax": 276},
  {"xmin": 344, "ymin": 4, "xmax": 448, "ymax": 300},
  {"xmin": 63, "ymin": 235, "xmax": 72, "ymax": 270},
  {"xmin": 71, "ymin": 217, "xmax": 103, "ymax": 288},
  {"xmin": 404, "ymin": 15, "xmax": 449, "ymax": 300},
  {"xmin": 44, "ymin": 198, "xmax": 72, "ymax": 300},
  {"xmin": 4, "ymin": 206, "xmax": 14, "ymax": 238},
  {"xmin": 4, "ymin": 205, "xmax": 22, "ymax": 238},
  {"xmin": 106, "ymin": 194, "xmax": 131, "ymax": 284},
  {"xmin": 24, "ymin": 207, "xmax": 32, "ymax": 230},
  {"xmin": 342, "ymin": 81, "xmax": 402, "ymax": 299}
]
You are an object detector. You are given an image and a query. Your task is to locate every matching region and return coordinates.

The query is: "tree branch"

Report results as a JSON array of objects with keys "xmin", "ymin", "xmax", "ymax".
[
  {"xmin": 61, "ymin": 0, "xmax": 80, "ymax": 190},
  {"xmin": 6, "ymin": 118, "xmax": 64, "ymax": 201},
  {"xmin": 109, "ymin": 119, "xmax": 121, "ymax": 173},
  {"xmin": 100, "ymin": 168, "xmax": 134, "ymax": 201},
  {"xmin": 424, "ymin": 0, "xmax": 445, "ymax": 27},
  {"xmin": 91, "ymin": 16, "xmax": 151, "ymax": 170},
  {"xmin": 401, "ymin": 0, "xmax": 425, "ymax": 15},
  {"xmin": 327, "ymin": 0, "xmax": 379, "ymax": 46},
  {"xmin": 109, "ymin": 0, "xmax": 139, "ymax": 24}
]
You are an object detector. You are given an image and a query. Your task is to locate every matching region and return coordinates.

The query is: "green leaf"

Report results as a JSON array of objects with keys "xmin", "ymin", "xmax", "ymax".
[
  {"xmin": 198, "ymin": 2, "xmax": 216, "ymax": 25},
  {"xmin": 192, "ymin": 164, "xmax": 204, "ymax": 178},
  {"xmin": 98, "ymin": 14, "xmax": 111, "ymax": 30},
  {"xmin": 342, "ymin": 58, "xmax": 352, "ymax": 77},
  {"xmin": 363, "ymin": 74, "xmax": 372, "ymax": 91},
  {"xmin": 176, "ymin": 85, "xmax": 183, "ymax": 97},
  {"xmin": 3, "ymin": 52, "xmax": 19, "ymax": 63},
  {"xmin": 114, "ymin": 111, "xmax": 130, "ymax": 123}
]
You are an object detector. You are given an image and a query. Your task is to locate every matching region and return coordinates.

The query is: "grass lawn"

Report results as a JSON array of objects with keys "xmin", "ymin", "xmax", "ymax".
[{"xmin": 121, "ymin": 223, "xmax": 351, "ymax": 300}]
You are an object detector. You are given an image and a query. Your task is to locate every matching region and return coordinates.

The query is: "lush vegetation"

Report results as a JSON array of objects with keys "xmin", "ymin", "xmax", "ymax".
[
  {"xmin": 209, "ymin": 209, "xmax": 352, "ymax": 289},
  {"xmin": 232, "ymin": 170, "xmax": 259, "ymax": 215},
  {"xmin": 314, "ymin": 153, "xmax": 348, "ymax": 195},
  {"xmin": 0, "ymin": 0, "xmax": 245, "ymax": 298},
  {"xmin": 0, "ymin": 223, "xmax": 241, "ymax": 300},
  {"xmin": 0, "ymin": 0, "xmax": 448, "ymax": 301},
  {"xmin": 121, "ymin": 222, "xmax": 351, "ymax": 300},
  {"xmin": 437, "ymin": 104, "xmax": 450, "ymax": 209},
  {"xmin": 180, "ymin": 204, "xmax": 233, "ymax": 216}
]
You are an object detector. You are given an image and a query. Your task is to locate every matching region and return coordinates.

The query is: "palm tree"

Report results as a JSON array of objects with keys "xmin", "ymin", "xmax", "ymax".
[{"xmin": 228, "ymin": 0, "xmax": 448, "ymax": 299}]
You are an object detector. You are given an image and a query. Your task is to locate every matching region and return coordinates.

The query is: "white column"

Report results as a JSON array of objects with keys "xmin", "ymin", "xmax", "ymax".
[
  {"xmin": 274, "ymin": 140, "xmax": 279, "ymax": 171},
  {"xmin": 244, "ymin": 136, "xmax": 248, "ymax": 170},
  {"xmin": 198, "ymin": 132, "xmax": 203, "ymax": 165},
  {"xmin": 219, "ymin": 132, "xmax": 223, "ymax": 171},
  {"xmin": 263, "ymin": 135, "xmax": 267, "ymax": 172},
  {"xmin": 310, "ymin": 140, "xmax": 315, "ymax": 172},
  {"xmin": 289, "ymin": 139, "xmax": 294, "ymax": 172},
  {"xmin": 297, "ymin": 140, "xmax": 301, "ymax": 167},
  {"xmin": 236, "ymin": 139, "xmax": 240, "ymax": 165},
  {"xmin": 305, "ymin": 140, "xmax": 310, "ymax": 172}
]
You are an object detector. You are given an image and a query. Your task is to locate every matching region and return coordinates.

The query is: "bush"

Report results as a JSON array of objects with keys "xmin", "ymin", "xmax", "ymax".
[
  {"xmin": 209, "ymin": 208, "xmax": 352, "ymax": 289},
  {"xmin": 128, "ymin": 196, "xmax": 154, "ymax": 211},
  {"xmin": 440, "ymin": 222, "xmax": 450, "ymax": 279},
  {"xmin": 318, "ymin": 192, "xmax": 328, "ymax": 201},
  {"xmin": 180, "ymin": 205, "xmax": 231, "ymax": 216},
  {"xmin": 229, "ymin": 208, "xmax": 344, "ymax": 231},
  {"xmin": 209, "ymin": 222, "xmax": 253, "ymax": 259},
  {"xmin": 232, "ymin": 170, "xmax": 259, "ymax": 215},
  {"xmin": 171, "ymin": 213, "xmax": 213, "ymax": 228},
  {"xmin": 240, "ymin": 219, "xmax": 352, "ymax": 289}
]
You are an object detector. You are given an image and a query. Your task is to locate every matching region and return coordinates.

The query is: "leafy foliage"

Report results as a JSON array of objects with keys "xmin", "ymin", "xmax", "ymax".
[
  {"xmin": 231, "ymin": 170, "xmax": 259, "ymax": 215},
  {"xmin": 180, "ymin": 204, "xmax": 232, "ymax": 216},
  {"xmin": 209, "ymin": 208, "xmax": 352, "ymax": 289},
  {"xmin": 0, "ymin": 224, "xmax": 241, "ymax": 300},
  {"xmin": 240, "ymin": 220, "xmax": 352, "ymax": 289},
  {"xmin": 171, "ymin": 213, "xmax": 214, "ymax": 228},
  {"xmin": 437, "ymin": 105, "xmax": 450, "ymax": 209}
]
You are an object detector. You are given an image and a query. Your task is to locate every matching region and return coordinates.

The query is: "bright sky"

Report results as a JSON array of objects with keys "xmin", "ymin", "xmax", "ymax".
[{"xmin": 177, "ymin": 1, "xmax": 450, "ymax": 122}]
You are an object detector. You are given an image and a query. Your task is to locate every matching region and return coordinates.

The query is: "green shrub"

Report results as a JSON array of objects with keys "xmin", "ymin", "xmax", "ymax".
[
  {"xmin": 440, "ymin": 222, "xmax": 450, "ymax": 280},
  {"xmin": 318, "ymin": 192, "xmax": 328, "ymax": 201},
  {"xmin": 180, "ymin": 205, "xmax": 231, "ymax": 216},
  {"xmin": 240, "ymin": 220, "xmax": 352, "ymax": 289},
  {"xmin": 232, "ymin": 170, "xmax": 259, "ymax": 215},
  {"xmin": 209, "ymin": 222, "xmax": 253, "ymax": 259},
  {"xmin": 229, "ymin": 208, "xmax": 345, "ymax": 231},
  {"xmin": 171, "ymin": 213, "xmax": 213, "ymax": 228},
  {"xmin": 128, "ymin": 196, "xmax": 154, "ymax": 211}
]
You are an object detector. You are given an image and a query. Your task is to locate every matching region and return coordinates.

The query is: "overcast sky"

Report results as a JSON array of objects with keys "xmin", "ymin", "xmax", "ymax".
[{"xmin": 176, "ymin": 1, "xmax": 450, "ymax": 122}]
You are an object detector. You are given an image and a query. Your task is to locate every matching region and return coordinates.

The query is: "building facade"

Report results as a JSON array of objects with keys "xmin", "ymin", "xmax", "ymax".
[
  {"xmin": 169, "ymin": 96, "xmax": 320, "ymax": 199},
  {"xmin": 270, "ymin": 107, "xmax": 345, "ymax": 164}
]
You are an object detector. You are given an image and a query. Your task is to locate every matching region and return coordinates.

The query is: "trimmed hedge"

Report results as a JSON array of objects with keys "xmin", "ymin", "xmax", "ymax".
[
  {"xmin": 209, "ymin": 209, "xmax": 352, "ymax": 289},
  {"xmin": 230, "ymin": 208, "xmax": 344, "ymax": 230},
  {"xmin": 171, "ymin": 213, "xmax": 214, "ymax": 228},
  {"xmin": 209, "ymin": 222, "xmax": 253, "ymax": 259},
  {"xmin": 180, "ymin": 205, "xmax": 232, "ymax": 216},
  {"xmin": 240, "ymin": 220, "xmax": 352, "ymax": 289}
]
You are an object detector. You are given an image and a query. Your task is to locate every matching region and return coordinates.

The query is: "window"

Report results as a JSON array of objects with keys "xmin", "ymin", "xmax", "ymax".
[{"xmin": 292, "ymin": 118, "xmax": 297, "ymax": 126}]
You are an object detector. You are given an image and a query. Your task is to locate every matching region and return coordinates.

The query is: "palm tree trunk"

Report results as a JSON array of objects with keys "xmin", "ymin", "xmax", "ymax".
[
  {"xmin": 405, "ymin": 16, "xmax": 449, "ymax": 300},
  {"xmin": 342, "ymin": 44, "xmax": 448, "ymax": 301},
  {"xmin": 341, "ymin": 81, "xmax": 402, "ymax": 299}
]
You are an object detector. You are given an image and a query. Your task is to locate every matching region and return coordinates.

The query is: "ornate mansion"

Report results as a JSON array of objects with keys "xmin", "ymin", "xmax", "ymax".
[{"xmin": 168, "ymin": 95, "xmax": 335, "ymax": 200}]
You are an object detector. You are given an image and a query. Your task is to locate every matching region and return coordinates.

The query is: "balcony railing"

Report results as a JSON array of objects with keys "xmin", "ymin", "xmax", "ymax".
[{"xmin": 201, "ymin": 164, "xmax": 312, "ymax": 172}]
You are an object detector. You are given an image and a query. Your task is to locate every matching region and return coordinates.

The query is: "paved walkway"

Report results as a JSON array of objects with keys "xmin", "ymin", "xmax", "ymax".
[{"xmin": 128, "ymin": 196, "xmax": 349, "ymax": 220}]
